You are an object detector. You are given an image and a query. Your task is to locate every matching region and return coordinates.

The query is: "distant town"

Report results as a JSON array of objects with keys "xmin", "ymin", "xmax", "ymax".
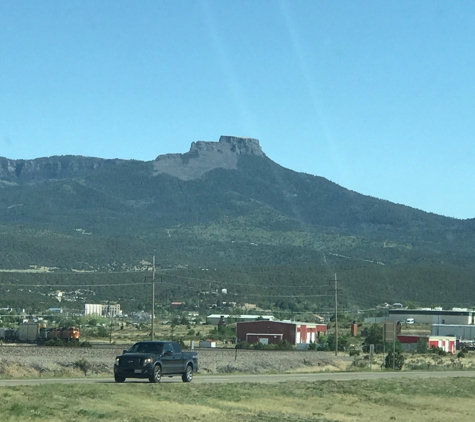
[{"xmin": 1, "ymin": 301, "xmax": 475, "ymax": 355}]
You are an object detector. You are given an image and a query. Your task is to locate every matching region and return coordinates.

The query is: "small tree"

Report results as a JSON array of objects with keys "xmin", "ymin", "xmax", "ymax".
[
  {"xmin": 416, "ymin": 337, "xmax": 428, "ymax": 354},
  {"xmin": 338, "ymin": 335, "xmax": 351, "ymax": 352},
  {"xmin": 363, "ymin": 324, "xmax": 383, "ymax": 351},
  {"xmin": 384, "ymin": 351, "xmax": 405, "ymax": 370},
  {"xmin": 317, "ymin": 335, "xmax": 329, "ymax": 351},
  {"xmin": 326, "ymin": 334, "xmax": 351, "ymax": 352}
]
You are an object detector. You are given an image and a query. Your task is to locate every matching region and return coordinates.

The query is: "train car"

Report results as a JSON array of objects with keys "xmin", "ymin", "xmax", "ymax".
[
  {"xmin": 0, "ymin": 327, "xmax": 18, "ymax": 342},
  {"xmin": 0, "ymin": 323, "xmax": 80, "ymax": 344},
  {"xmin": 19, "ymin": 322, "xmax": 43, "ymax": 342}
]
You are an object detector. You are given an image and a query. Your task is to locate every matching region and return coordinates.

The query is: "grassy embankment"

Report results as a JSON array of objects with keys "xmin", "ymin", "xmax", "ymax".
[{"xmin": 1, "ymin": 377, "xmax": 475, "ymax": 421}]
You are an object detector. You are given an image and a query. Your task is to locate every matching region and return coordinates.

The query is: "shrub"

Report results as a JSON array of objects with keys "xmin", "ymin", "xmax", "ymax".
[
  {"xmin": 429, "ymin": 346, "xmax": 447, "ymax": 356},
  {"xmin": 276, "ymin": 340, "xmax": 293, "ymax": 350},
  {"xmin": 235, "ymin": 341, "xmax": 251, "ymax": 349},
  {"xmin": 44, "ymin": 339, "xmax": 64, "ymax": 347},
  {"xmin": 352, "ymin": 357, "xmax": 369, "ymax": 368},
  {"xmin": 384, "ymin": 351, "xmax": 405, "ymax": 370},
  {"xmin": 74, "ymin": 358, "xmax": 92, "ymax": 376},
  {"xmin": 253, "ymin": 342, "xmax": 275, "ymax": 350},
  {"xmin": 97, "ymin": 326, "xmax": 109, "ymax": 338}
]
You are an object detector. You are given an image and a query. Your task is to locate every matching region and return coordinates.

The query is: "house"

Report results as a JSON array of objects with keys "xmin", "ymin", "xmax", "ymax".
[{"xmin": 236, "ymin": 320, "xmax": 327, "ymax": 346}]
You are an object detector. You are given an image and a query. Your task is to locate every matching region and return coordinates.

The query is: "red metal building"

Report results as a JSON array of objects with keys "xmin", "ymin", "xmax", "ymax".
[
  {"xmin": 236, "ymin": 320, "xmax": 327, "ymax": 346},
  {"xmin": 397, "ymin": 335, "xmax": 456, "ymax": 354}
]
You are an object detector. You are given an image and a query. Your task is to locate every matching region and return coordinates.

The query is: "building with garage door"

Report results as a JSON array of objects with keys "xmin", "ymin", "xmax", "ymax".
[
  {"xmin": 397, "ymin": 335, "xmax": 456, "ymax": 354},
  {"xmin": 235, "ymin": 320, "xmax": 327, "ymax": 346}
]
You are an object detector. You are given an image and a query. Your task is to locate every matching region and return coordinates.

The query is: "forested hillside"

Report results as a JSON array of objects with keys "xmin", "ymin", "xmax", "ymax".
[{"xmin": 1, "ymin": 136, "xmax": 474, "ymax": 312}]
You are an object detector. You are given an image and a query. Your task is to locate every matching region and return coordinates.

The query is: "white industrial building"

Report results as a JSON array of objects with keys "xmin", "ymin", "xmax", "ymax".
[
  {"xmin": 206, "ymin": 314, "xmax": 274, "ymax": 325},
  {"xmin": 431, "ymin": 324, "xmax": 475, "ymax": 340},
  {"xmin": 388, "ymin": 308, "xmax": 474, "ymax": 325},
  {"xmin": 85, "ymin": 303, "xmax": 121, "ymax": 317},
  {"xmin": 85, "ymin": 304, "xmax": 103, "ymax": 316}
]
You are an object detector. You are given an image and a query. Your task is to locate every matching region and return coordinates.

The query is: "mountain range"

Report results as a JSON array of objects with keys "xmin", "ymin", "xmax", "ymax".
[{"xmin": 1, "ymin": 136, "xmax": 474, "ymax": 313}]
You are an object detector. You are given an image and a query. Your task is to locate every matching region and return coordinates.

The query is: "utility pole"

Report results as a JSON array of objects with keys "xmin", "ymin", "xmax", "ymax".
[
  {"xmin": 109, "ymin": 302, "xmax": 113, "ymax": 344},
  {"xmin": 151, "ymin": 255, "xmax": 155, "ymax": 341},
  {"xmin": 393, "ymin": 324, "xmax": 396, "ymax": 370},
  {"xmin": 334, "ymin": 273, "xmax": 338, "ymax": 356}
]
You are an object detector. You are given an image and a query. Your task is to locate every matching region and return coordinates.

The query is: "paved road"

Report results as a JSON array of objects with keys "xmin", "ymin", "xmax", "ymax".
[{"xmin": 1, "ymin": 370, "xmax": 475, "ymax": 387}]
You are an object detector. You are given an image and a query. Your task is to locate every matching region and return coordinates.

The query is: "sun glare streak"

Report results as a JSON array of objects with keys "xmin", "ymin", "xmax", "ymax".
[{"xmin": 278, "ymin": 0, "xmax": 346, "ymax": 182}]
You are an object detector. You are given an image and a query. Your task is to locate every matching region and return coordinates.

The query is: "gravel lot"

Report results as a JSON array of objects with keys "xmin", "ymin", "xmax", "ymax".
[{"xmin": 0, "ymin": 344, "xmax": 353, "ymax": 378}]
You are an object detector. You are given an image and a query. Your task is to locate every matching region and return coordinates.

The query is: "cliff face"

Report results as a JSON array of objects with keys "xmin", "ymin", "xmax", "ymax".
[
  {"xmin": 0, "ymin": 155, "xmax": 123, "ymax": 183},
  {"xmin": 189, "ymin": 136, "xmax": 264, "ymax": 156},
  {"xmin": 153, "ymin": 136, "xmax": 265, "ymax": 180},
  {"xmin": 0, "ymin": 136, "xmax": 265, "ymax": 183}
]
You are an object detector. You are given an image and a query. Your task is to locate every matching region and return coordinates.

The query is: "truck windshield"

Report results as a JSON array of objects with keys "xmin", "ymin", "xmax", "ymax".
[{"xmin": 128, "ymin": 342, "xmax": 163, "ymax": 354}]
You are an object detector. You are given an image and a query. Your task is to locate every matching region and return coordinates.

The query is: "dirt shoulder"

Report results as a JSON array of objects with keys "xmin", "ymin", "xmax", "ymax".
[
  {"xmin": 4, "ymin": 344, "xmax": 473, "ymax": 379},
  {"xmin": 0, "ymin": 345, "xmax": 354, "ymax": 378}
]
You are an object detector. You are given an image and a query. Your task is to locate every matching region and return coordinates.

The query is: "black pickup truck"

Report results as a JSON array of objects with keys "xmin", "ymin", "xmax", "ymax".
[{"xmin": 114, "ymin": 340, "xmax": 198, "ymax": 383}]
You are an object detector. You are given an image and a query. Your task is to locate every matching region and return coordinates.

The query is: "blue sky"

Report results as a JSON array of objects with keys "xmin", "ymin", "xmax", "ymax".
[{"xmin": 1, "ymin": 1, "xmax": 474, "ymax": 219}]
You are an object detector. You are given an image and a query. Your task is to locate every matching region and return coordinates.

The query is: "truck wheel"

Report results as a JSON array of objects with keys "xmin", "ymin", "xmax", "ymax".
[
  {"xmin": 149, "ymin": 365, "xmax": 162, "ymax": 383},
  {"xmin": 182, "ymin": 364, "xmax": 193, "ymax": 382},
  {"xmin": 114, "ymin": 375, "xmax": 125, "ymax": 383}
]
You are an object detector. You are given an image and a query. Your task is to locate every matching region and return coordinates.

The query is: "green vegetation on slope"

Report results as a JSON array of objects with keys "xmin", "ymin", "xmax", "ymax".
[{"xmin": 1, "ymin": 154, "xmax": 475, "ymax": 310}]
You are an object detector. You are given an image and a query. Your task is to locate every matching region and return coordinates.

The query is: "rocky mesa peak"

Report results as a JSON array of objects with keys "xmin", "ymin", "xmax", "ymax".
[
  {"xmin": 153, "ymin": 135, "xmax": 265, "ymax": 180},
  {"xmin": 190, "ymin": 136, "xmax": 264, "ymax": 157}
]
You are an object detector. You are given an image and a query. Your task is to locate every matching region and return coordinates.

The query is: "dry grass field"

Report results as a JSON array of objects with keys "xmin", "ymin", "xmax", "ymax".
[{"xmin": 1, "ymin": 377, "xmax": 475, "ymax": 421}]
